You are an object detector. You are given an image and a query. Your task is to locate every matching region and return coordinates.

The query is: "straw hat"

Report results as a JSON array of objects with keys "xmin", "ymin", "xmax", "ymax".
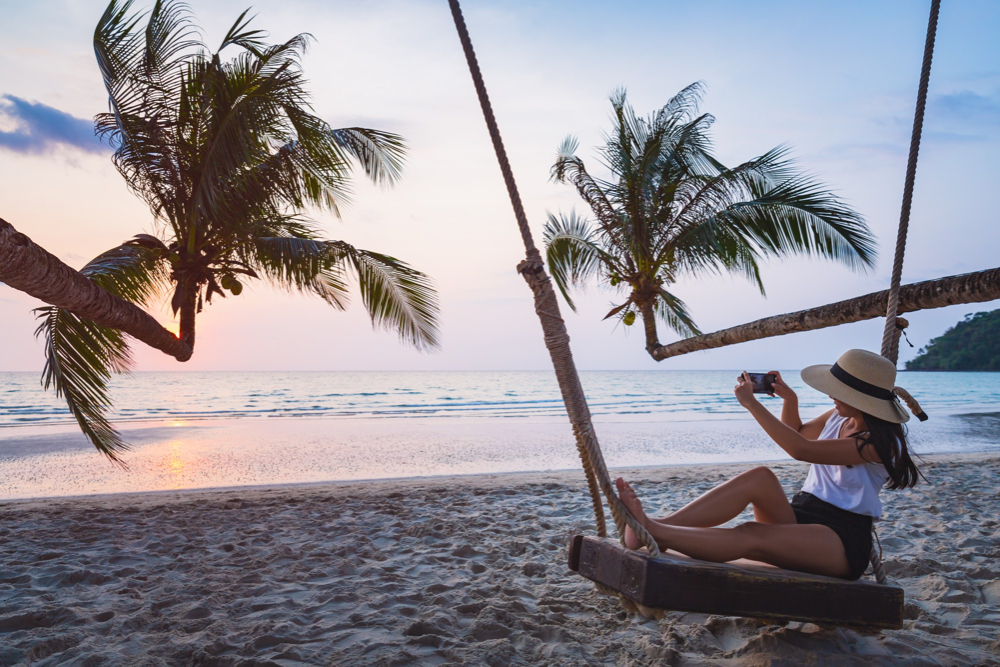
[{"xmin": 801, "ymin": 349, "xmax": 924, "ymax": 423}]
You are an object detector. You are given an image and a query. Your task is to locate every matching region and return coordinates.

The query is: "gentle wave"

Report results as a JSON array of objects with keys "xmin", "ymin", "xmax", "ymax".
[{"xmin": 2, "ymin": 370, "xmax": 999, "ymax": 428}]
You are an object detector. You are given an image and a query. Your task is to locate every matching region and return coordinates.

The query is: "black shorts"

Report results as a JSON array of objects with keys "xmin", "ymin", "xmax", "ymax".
[{"xmin": 790, "ymin": 491, "xmax": 873, "ymax": 581}]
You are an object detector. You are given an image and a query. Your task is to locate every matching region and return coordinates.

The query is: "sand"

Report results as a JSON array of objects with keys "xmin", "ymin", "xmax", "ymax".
[{"xmin": 1, "ymin": 455, "xmax": 998, "ymax": 666}]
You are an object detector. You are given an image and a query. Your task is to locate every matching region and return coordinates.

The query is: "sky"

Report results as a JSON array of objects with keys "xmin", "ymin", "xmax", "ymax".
[{"xmin": 1, "ymin": 0, "xmax": 998, "ymax": 372}]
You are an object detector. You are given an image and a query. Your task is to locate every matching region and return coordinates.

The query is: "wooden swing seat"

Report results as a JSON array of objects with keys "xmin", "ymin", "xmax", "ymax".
[{"xmin": 568, "ymin": 535, "xmax": 904, "ymax": 631}]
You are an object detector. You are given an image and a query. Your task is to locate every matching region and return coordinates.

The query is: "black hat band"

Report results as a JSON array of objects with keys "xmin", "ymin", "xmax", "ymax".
[{"xmin": 830, "ymin": 363, "xmax": 895, "ymax": 401}]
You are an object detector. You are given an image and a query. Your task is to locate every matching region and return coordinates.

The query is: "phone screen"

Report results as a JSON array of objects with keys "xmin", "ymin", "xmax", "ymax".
[{"xmin": 739, "ymin": 372, "xmax": 776, "ymax": 394}]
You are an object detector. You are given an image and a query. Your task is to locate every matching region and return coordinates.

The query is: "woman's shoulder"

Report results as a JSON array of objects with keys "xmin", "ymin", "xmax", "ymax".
[
  {"xmin": 822, "ymin": 409, "xmax": 843, "ymax": 424},
  {"xmin": 818, "ymin": 409, "xmax": 843, "ymax": 435}
]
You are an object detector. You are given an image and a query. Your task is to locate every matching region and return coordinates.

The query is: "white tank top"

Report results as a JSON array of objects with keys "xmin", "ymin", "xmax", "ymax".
[{"xmin": 801, "ymin": 413, "xmax": 890, "ymax": 518}]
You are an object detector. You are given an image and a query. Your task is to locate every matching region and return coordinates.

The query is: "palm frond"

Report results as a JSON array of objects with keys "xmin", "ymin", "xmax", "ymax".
[
  {"xmin": 654, "ymin": 288, "xmax": 701, "ymax": 338},
  {"xmin": 34, "ymin": 308, "xmax": 132, "ymax": 463},
  {"xmin": 84, "ymin": 242, "xmax": 171, "ymax": 304},
  {"xmin": 95, "ymin": 0, "xmax": 198, "ymax": 226},
  {"xmin": 654, "ymin": 82, "xmax": 708, "ymax": 133},
  {"xmin": 33, "ymin": 242, "xmax": 169, "ymax": 462},
  {"xmin": 139, "ymin": 0, "xmax": 199, "ymax": 85},
  {"xmin": 190, "ymin": 36, "xmax": 314, "ymax": 225},
  {"xmin": 722, "ymin": 172, "xmax": 877, "ymax": 271},
  {"xmin": 550, "ymin": 135, "xmax": 580, "ymax": 182},
  {"xmin": 543, "ymin": 211, "xmax": 613, "ymax": 311},
  {"xmin": 252, "ymin": 236, "xmax": 438, "ymax": 348},
  {"xmin": 252, "ymin": 235, "xmax": 350, "ymax": 309},
  {"xmin": 550, "ymin": 136, "xmax": 623, "ymax": 246},
  {"xmin": 329, "ymin": 242, "xmax": 440, "ymax": 351},
  {"xmin": 549, "ymin": 84, "xmax": 873, "ymax": 359},
  {"xmin": 670, "ymin": 218, "xmax": 768, "ymax": 294},
  {"xmin": 654, "ymin": 112, "xmax": 719, "ymax": 188},
  {"xmin": 94, "ymin": 0, "xmax": 145, "ymax": 93},
  {"xmin": 328, "ymin": 127, "xmax": 407, "ymax": 187},
  {"xmin": 672, "ymin": 146, "xmax": 876, "ymax": 274},
  {"xmin": 94, "ymin": 0, "xmax": 414, "ymax": 255},
  {"xmin": 602, "ymin": 300, "xmax": 631, "ymax": 320},
  {"xmin": 218, "ymin": 7, "xmax": 268, "ymax": 53}
]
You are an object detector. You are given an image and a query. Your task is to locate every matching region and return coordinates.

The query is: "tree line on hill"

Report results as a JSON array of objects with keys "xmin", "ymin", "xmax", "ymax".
[{"xmin": 906, "ymin": 309, "xmax": 1000, "ymax": 371}]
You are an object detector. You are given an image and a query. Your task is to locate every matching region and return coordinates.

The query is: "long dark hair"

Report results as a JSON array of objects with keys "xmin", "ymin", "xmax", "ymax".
[{"xmin": 851, "ymin": 412, "xmax": 924, "ymax": 490}]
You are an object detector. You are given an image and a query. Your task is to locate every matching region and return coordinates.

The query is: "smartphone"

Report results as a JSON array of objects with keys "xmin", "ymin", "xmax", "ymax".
[{"xmin": 738, "ymin": 372, "xmax": 777, "ymax": 394}]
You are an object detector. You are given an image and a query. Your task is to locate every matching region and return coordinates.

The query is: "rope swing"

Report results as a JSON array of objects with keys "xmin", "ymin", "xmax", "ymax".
[{"xmin": 449, "ymin": 0, "xmax": 946, "ymax": 625}]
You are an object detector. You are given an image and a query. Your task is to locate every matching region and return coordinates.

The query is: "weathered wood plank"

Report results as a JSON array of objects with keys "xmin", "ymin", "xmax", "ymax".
[{"xmin": 568, "ymin": 535, "xmax": 903, "ymax": 631}]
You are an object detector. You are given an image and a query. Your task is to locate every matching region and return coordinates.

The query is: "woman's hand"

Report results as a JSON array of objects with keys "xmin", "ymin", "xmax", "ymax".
[
  {"xmin": 768, "ymin": 371, "xmax": 797, "ymax": 401},
  {"xmin": 734, "ymin": 372, "xmax": 758, "ymax": 408}
]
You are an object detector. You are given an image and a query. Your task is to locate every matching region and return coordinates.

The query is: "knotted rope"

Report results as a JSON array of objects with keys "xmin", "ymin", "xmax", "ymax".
[
  {"xmin": 448, "ymin": 0, "xmax": 659, "ymax": 559},
  {"xmin": 872, "ymin": 0, "xmax": 941, "ymax": 586}
]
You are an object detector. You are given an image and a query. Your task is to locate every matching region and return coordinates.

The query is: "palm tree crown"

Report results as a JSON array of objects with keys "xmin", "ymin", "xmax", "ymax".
[
  {"xmin": 36, "ymin": 0, "xmax": 439, "ymax": 460},
  {"xmin": 544, "ymin": 84, "xmax": 876, "ymax": 358}
]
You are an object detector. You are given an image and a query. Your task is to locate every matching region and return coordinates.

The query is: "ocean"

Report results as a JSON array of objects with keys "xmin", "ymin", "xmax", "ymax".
[{"xmin": 2, "ymin": 370, "xmax": 998, "ymax": 499}]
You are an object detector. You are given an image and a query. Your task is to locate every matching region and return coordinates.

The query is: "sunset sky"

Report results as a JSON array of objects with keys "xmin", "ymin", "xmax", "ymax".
[{"xmin": 1, "ymin": 0, "xmax": 998, "ymax": 372}]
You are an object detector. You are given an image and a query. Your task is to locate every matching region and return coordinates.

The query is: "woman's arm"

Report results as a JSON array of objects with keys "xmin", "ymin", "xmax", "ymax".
[
  {"xmin": 768, "ymin": 370, "xmax": 832, "ymax": 439},
  {"xmin": 768, "ymin": 371, "xmax": 802, "ymax": 429},
  {"xmin": 736, "ymin": 373, "xmax": 872, "ymax": 465},
  {"xmin": 800, "ymin": 409, "xmax": 836, "ymax": 440}
]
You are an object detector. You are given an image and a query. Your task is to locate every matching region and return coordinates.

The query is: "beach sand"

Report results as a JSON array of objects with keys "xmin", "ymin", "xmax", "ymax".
[{"xmin": 1, "ymin": 455, "xmax": 998, "ymax": 666}]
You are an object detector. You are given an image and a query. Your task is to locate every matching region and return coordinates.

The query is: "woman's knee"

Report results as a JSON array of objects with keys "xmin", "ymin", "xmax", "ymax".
[
  {"xmin": 733, "ymin": 522, "xmax": 768, "ymax": 559},
  {"xmin": 750, "ymin": 466, "xmax": 778, "ymax": 480},
  {"xmin": 738, "ymin": 466, "xmax": 779, "ymax": 487}
]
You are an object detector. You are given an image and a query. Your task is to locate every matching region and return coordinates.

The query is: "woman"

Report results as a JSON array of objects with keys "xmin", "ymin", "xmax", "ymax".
[{"xmin": 618, "ymin": 348, "xmax": 924, "ymax": 580}]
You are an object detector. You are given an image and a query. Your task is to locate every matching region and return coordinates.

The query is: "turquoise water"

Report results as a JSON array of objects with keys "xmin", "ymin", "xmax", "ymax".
[{"xmin": 1, "ymin": 371, "xmax": 998, "ymax": 499}]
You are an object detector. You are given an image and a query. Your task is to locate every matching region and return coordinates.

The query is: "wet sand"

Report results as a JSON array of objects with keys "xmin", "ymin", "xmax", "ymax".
[{"xmin": 1, "ymin": 455, "xmax": 998, "ymax": 665}]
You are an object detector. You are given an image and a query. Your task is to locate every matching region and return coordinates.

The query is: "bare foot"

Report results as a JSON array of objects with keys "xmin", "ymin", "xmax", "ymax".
[{"xmin": 616, "ymin": 478, "xmax": 648, "ymax": 550}]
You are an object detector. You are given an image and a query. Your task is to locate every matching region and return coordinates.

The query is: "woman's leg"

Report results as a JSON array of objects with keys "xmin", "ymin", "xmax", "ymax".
[
  {"xmin": 619, "ymin": 468, "xmax": 796, "ymax": 549},
  {"xmin": 656, "ymin": 467, "xmax": 797, "ymax": 526},
  {"xmin": 618, "ymin": 479, "xmax": 850, "ymax": 577}
]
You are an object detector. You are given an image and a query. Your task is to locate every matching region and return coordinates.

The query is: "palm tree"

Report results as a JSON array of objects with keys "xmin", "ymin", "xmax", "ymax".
[
  {"xmin": 21, "ymin": 0, "xmax": 439, "ymax": 461},
  {"xmin": 544, "ymin": 84, "xmax": 877, "ymax": 359}
]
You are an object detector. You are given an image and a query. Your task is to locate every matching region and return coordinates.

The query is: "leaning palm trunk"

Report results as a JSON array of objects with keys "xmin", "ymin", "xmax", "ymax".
[
  {"xmin": 0, "ymin": 219, "xmax": 192, "ymax": 361},
  {"xmin": 175, "ymin": 276, "xmax": 199, "ymax": 353},
  {"xmin": 639, "ymin": 301, "xmax": 660, "ymax": 356},
  {"xmin": 649, "ymin": 266, "xmax": 1000, "ymax": 361}
]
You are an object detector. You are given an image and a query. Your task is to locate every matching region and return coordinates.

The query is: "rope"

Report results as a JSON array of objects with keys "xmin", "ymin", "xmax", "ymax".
[
  {"xmin": 893, "ymin": 386, "xmax": 928, "ymax": 422},
  {"xmin": 447, "ymin": 0, "xmax": 659, "ymax": 558},
  {"xmin": 870, "ymin": 526, "xmax": 887, "ymax": 584},
  {"xmin": 880, "ymin": 0, "xmax": 941, "ymax": 364},
  {"xmin": 873, "ymin": 0, "xmax": 941, "ymax": 587}
]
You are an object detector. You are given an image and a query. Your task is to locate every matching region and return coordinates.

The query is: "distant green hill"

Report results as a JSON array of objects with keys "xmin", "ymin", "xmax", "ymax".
[{"xmin": 906, "ymin": 309, "xmax": 1000, "ymax": 371}]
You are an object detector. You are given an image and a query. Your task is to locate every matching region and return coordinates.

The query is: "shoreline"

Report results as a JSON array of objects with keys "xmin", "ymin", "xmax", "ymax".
[
  {"xmin": 2, "ymin": 455, "xmax": 998, "ymax": 664},
  {"xmin": 4, "ymin": 412, "xmax": 998, "ymax": 502},
  {"xmin": 0, "ymin": 450, "xmax": 995, "ymax": 507}
]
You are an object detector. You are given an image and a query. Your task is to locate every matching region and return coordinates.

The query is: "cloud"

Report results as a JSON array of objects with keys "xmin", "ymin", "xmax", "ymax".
[
  {"xmin": 827, "ymin": 90, "xmax": 1000, "ymax": 156},
  {"xmin": 923, "ymin": 90, "xmax": 1000, "ymax": 144},
  {"xmin": 817, "ymin": 142, "xmax": 907, "ymax": 162},
  {"xmin": 0, "ymin": 95, "xmax": 108, "ymax": 155},
  {"xmin": 930, "ymin": 90, "xmax": 1000, "ymax": 123}
]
